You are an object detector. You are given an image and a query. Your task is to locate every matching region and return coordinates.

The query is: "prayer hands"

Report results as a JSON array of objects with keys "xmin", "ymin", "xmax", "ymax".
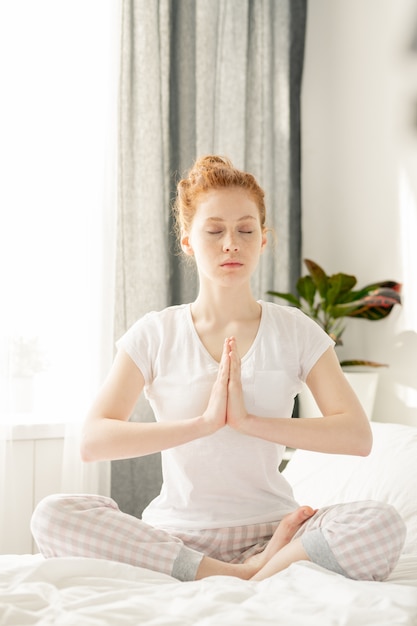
[
  {"xmin": 225, "ymin": 337, "xmax": 250, "ymax": 432},
  {"xmin": 202, "ymin": 337, "xmax": 249, "ymax": 434},
  {"xmin": 201, "ymin": 338, "xmax": 230, "ymax": 433}
]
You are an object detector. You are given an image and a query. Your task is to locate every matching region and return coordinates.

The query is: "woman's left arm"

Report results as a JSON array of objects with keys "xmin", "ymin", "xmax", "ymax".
[{"xmin": 227, "ymin": 341, "xmax": 372, "ymax": 456}]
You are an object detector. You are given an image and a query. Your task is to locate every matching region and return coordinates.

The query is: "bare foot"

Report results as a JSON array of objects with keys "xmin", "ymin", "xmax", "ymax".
[
  {"xmin": 251, "ymin": 537, "xmax": 310, "ymax": 581},
  {"xmin": 196, "ymin": 506, "xmax": 317, "ymax": 581},
  {"xmin": 246, "ymin": 506, "xmax": 316, "ymax": 571}
]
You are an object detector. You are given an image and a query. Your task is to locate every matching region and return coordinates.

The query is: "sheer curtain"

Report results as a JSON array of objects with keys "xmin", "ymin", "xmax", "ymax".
[
  {"xmin": 0, "ymin": 1, "xmax": 118, "ymax": 552},
  {"xmin": 112, "ymin": 0, "xmax": 307, "ymax": 517}
]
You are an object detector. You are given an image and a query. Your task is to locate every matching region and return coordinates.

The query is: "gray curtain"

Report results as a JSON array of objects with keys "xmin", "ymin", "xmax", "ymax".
[{"xmin": 112, "ymin": 0, "xmax": 307, "ymax": 517}]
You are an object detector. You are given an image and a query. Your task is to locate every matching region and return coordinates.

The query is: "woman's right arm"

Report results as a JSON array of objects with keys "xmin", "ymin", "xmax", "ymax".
[{"xmin": 80, "ymin": 347, "xmax": 228, "ymax": 463}]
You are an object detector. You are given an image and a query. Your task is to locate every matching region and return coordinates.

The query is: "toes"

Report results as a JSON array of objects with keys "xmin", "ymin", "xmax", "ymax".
[
  {"xmin": 285, "ymin": 506, "xmax": 316, "ymax": 529},
  {"xmin": 300, "ymin": 506, "xmax": 316, "ymax": 520}
]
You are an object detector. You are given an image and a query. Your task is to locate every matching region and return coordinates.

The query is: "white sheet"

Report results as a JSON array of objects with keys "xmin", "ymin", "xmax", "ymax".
[{"xmin": 1, "ymin": 553, "xmax": 417, "ymax": 626}]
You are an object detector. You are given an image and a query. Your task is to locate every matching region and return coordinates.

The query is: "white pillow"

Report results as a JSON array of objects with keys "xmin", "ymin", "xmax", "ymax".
[{"xmin": 283, "ymin": 421, "xmax": 417, "ymax": 554}]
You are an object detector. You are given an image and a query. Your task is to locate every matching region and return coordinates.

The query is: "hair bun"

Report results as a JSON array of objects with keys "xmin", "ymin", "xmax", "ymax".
[
  {"xmin": 198, "ymin": 155, "xmax": 232, "ymax": 167},
  {"xmin": 191, "ymin": 155, "xmax": 233, "ymax": 175}
]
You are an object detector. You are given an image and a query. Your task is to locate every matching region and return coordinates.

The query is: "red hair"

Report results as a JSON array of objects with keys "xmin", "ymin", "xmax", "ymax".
[{"xmin": 172, "ymin": 155, "xmax": 266, "ymax": 239}]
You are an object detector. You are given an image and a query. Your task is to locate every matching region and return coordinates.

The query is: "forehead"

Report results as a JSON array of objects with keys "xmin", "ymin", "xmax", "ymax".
[{"xmin": 194, "ymin": 188, "xmax": 260, "ymax": 222}]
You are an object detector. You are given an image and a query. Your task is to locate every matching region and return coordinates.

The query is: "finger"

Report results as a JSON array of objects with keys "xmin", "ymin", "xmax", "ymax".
[
  {"xmin": 228, "ymin": 339, "xmax": 241, "ymax": 379},
  {"xmin": 218, "ymin": 338, "xmax": 231, "ymax": 382},
  {"xmin": 228, "ymin": 336, "xmax": 239, "ymax": 359}
]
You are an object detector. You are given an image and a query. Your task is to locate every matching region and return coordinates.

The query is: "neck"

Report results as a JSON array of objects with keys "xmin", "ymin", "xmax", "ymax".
[{"xmin": 191, "ymin": 284, "xmax": 260, "ymax": 323}]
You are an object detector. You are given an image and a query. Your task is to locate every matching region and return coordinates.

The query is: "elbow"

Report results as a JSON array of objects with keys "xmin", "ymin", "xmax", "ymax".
[
  {"xmin": 79, "ymin": 438, "xmax": 92, "ymax": 463},
  {"xmin": 80, "ymin": 413, "xmax": 109, "ymax": 463},
  {"xmin": 80, "ymin": 430, "xmax": 99, "ymax": 463},
  {"xmin": 361, "ymin": 440, "xmax": 373, "ymax": 457},
  {"xmin": 356, "ymin": 423, "xmax": 373, "ymax": 457}
]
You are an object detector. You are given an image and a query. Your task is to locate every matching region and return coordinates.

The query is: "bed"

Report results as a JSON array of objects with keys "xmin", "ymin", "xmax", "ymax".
[{"xmin": 1, "ymin": 421, "xmax": 417, "ymax": 626}]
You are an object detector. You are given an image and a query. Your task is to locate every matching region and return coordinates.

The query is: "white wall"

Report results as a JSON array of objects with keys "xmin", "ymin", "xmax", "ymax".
[{"xmin": 302, "ymin": 0, "xmax": 417, "ymax": 426}]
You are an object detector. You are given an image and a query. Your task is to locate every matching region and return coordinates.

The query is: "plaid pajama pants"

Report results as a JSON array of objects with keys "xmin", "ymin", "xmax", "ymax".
[{"xmin": 31, "ymin": 494, "xmax": 406, "ymax": 582}]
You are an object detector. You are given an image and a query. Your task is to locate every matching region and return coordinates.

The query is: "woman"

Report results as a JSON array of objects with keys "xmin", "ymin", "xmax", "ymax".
[{"xmin": 31, "ymin": 156, "xmax": 405, "ymax": 582}]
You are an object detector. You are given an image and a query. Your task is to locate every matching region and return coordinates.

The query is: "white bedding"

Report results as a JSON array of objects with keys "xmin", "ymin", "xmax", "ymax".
[
  {"xmin": 1, "ymin": 553, "xmax": 417, "ymax": 626},
  {"xmin": 1, "ymin": 422, "xmax": 417, "ymax": 626}
]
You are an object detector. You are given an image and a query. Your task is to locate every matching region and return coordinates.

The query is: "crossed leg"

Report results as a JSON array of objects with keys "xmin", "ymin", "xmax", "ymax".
[
  {"xmin": 32, "ymin": 495, "xmax": 404, "ymax": 582},
  {"xmin": 195, "ymin": 506, "xmax": 315, "ymax": 580},
  {"xmin": 32, "ymin": 494, "xmax": 315, "ymax": 582}
]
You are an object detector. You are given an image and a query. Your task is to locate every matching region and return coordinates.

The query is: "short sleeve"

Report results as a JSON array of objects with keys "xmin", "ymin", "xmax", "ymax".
[
  {"xmin": 293, "ymin": 309, "xmax": 335, "ymax": 381},
  {"xmin": 116, "ymin": 313, "xmax": 156, "ymax": 385}
]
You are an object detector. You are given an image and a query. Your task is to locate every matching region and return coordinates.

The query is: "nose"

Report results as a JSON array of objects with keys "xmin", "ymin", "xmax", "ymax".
[{"xmin": 222, "ymin": 232, "xmax": 239, "ymax": 252}]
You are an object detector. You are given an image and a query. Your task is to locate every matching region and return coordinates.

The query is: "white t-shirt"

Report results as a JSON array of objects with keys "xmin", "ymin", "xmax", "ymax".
[{"xmin": 116, "ymin": 300, "xmax": 334, "ymax": 530}]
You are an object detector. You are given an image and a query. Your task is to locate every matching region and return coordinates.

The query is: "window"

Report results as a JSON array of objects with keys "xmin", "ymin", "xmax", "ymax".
[{"xmin": 0, "ymin": 1, "xmax": 117, "ymax": 425}]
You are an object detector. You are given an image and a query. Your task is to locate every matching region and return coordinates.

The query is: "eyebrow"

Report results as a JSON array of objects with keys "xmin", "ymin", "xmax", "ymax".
[{"xmin": 205, "ymin": 215, "xmax": 257, "ymax": 222}]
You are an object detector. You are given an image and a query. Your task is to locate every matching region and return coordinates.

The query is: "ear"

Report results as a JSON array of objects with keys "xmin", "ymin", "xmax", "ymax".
[
  {"xmin": 260, "ymin": 229, "xmax": 268, "ymax": 253},
  {"xmin": 181, "ymin": 231, "xmax": 194, "ymax": 256}
]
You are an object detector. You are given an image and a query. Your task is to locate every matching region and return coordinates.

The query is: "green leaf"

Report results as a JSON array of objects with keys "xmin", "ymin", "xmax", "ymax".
[
  {"xmin": 340, "ymin": 359, "xmax": 388, "ymax": 368},
  {"xmin": 297, "ymin": 275, "xmax": 316, "ymax": 308},
  {"xmin": 349, "ymin": 281, "xmax": 402, "ymax": 301},
  {"xmin": 340, "ymin": 289, "xmax": 400, "ymax": 319},
  {"xmin": 266, "ymin": 291, "xmax": 301, "ymax": 307},
  {"xmin": 326, "ymin": 273, "xmax": 357, "ymax": 306},
  {"xmin": 304, "ymin": 259, "xmax": 328, "ymax": 298}
]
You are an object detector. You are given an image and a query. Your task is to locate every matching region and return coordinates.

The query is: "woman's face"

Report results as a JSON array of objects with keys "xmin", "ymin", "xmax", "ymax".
[{"xmin": 181, "ymin": 187, "xmax": 267, "ymax": 287}]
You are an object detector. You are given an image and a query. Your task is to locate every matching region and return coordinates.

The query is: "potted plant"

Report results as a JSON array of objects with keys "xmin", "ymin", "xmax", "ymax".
[{"xmin": 267, "ymin": 259, "xmax": 402, "ymax": 418}]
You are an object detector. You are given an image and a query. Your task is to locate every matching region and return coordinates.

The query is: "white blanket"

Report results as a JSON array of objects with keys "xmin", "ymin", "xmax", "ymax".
[{"xmin": 1, "ymin": 553, "xmax": 417, "ymax": 626}]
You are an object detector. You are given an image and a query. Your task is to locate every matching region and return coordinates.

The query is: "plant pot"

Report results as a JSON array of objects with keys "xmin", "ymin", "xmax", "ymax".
[{"xmin": 297, "ymin": 371, "xmax": 379, "ymax": 420}]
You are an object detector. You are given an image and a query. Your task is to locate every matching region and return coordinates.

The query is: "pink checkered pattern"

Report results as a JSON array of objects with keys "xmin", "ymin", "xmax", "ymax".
[
  {"xmin": 167, "ymin": 522, "xmax": 277, "ymax": 563},
  {"xmin": 294, "ymin": 500, "xmax": 406, "ymax": 581},
  {"xmin": 31, "ymin": 495, "xmax": 277, "ymax": 576},
  {"xmin": 31, "ymin": 494, "xmax": 185, "ymax": 577},
  {"xmin": 31, "ymin": 494, "xmax": 405, "ymax": 581}
]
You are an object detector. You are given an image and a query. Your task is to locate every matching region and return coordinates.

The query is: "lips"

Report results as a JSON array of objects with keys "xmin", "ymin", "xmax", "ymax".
[{"xmin": 221, "ymin": 260, "xmax": 243, "ymax": 268}]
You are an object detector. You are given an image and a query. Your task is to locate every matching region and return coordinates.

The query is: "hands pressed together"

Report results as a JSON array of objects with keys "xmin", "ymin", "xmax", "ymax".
[{"xmin": 203, "ymin": 337, "xmax": 250, "ymax": 434}]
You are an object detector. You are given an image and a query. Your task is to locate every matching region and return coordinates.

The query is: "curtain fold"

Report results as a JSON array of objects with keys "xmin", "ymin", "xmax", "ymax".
[{"xmin": 112, "ymin": 0, "xmax": 307, "ymax": 517}]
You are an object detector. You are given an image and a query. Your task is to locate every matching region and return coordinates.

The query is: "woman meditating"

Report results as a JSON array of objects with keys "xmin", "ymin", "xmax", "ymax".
[{"xmin": 31, "ymin": 155, "xmax": 405, "ymax": 582}]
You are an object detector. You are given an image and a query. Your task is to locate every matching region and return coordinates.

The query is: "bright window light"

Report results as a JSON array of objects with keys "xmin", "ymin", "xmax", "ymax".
[{"xmin": 0, "ymin": 1, "xmax": 117, "ymax": 424}]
